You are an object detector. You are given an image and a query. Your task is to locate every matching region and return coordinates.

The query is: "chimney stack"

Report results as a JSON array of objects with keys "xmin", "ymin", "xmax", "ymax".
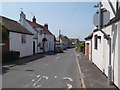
[
  {"xmin": 32, "ymin": 16, "xmax": 36, "ymax": 23},
  {"xmin": 20, "ymin": 11, "xmax": 26, "ymax": 25},
  {"xmin": 44, "ymin": 23, "xmax": 48, "ymax": 29},
  {"xmin": 20, "ymin": 11, "xmax": 26, "ymax": 19}
]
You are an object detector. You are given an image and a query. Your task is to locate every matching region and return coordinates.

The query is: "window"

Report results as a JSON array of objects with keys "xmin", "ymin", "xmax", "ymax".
[
  {"xmin": 21, "ymin": 34, "xmax": 26, "ymax": 43},
  {"xmin": 39, "ymin": 30, "xmax": 42, "ymax": 35},
  {"xmin": 94, "ymin": 35, "xmax": 98, "ymax": 49},
  {"xmin": 98, "ymin": 36, "xmax": 101, "ymax": 43}
]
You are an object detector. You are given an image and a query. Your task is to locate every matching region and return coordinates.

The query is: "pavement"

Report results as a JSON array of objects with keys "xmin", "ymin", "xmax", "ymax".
[
  {"xmin": 76, "ymin": 51, "xmax": 118, "ymax": 89},
  {"xmin": 2, "ymin": 49, "xmax": 81, "ymax": 88},
  {"xmin": 2, "ymin": 52, "xmax": 49, "ymax": 68}
]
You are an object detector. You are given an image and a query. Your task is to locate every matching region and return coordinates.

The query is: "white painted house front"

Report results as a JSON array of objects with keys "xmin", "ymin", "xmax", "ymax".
[
  {"xmin": 10, "ymin": 32, "xmax": 33, "ymax": 57},
  {"xmin": 56, "ymin": 35, "xmax": 69, "ymax": 49},
  {"xmin": 91, "ymin": 0, "xmax": 120, "ymax": 88},
  {"xmin": 19, "ymin": 12, "xmax": 55, "ymax": 53},
  {"xmin": 1, "ymin": 16, "xmax": 34, "ymax": 57},
  {"xmin": 85, "ymin": 33, "xmax": 93, "ymax": 61}
]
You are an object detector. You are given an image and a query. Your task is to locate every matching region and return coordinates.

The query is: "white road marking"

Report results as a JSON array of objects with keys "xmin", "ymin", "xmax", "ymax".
[
  {"xmin": 55, "ymin": 57, "xmax": 60, "ymax": 60},
  {"xmin": 74, "ymin": 50, "xmax": 86, "ymax": 88},
  {"xmin": 32, "ymin": 79, "xmax": 35, "ymax": 82},
  {"xmin": 25, "ymin": 84, "xmax": 29, "ymax": 88},
  {"xmin": 42, "ymin": 76, "xmax": 49, "ymax": 79},
  {"xmin": 63, "ymin": 77, "xmax": 73, "ymax": 82},
  {"xmin": 37, "ymin": 75, "xmax": 40, "ymax": 78},
  {"xmin": 33, "ymin": 77, "xmax": 42, "ymax": 86},
  {"xmin": 36, "ymin": 85, "xmax": 42, "ymax": 88},
  {"xmin": 54, "ymin": 76, "xmax": 57, "ymax": 79},
  {"xmin": 25, "ymin": 79, "xmax": 35, "ymax": 88},
  {"xmin": 33, "ymin": 75, "xmax": 49, "ymax": 87},
  {"xmin": 76, "ymin": 54, "xmax": 79, "ymax": 57},
  {"xmin": 65, "ymin": 83, "xmax": 72, "ymax": 89}
]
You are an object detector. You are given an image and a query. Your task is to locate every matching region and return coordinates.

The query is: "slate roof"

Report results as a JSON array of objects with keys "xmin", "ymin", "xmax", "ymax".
[
  {"xmin": 0, "ymin": 16, "xmax": 33, "ymax": 35},
  {"xmin": 26, "ymin": 19, "xmax": 54, "ymax": 36}
]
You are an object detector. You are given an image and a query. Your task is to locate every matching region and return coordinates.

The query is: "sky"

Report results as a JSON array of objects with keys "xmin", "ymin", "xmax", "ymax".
[{"xmin": 1, "ymin": 1, "xmax": 101, "ymax": 40}]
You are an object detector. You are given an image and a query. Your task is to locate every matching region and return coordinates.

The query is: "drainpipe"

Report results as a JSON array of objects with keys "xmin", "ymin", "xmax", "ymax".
[
  {"xmin": 37, "ymin": 32, "xmax": 38, "ymax": 53},
  {"xmin": 97, "ymin": 2, "xmax": 112, "ymax": 85}
]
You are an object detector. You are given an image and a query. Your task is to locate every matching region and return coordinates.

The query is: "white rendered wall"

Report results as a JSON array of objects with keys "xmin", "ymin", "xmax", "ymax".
[
  {"xmin": 60, "ymin": 39, "xmax": 69, "ymax": 49},
  {"xmin": 9, "ymin": 32, "xmax": 33, "ymax": 57},
  {"xmin": 92, "ymin": 31, "xmax": 104, "ymax": 71},
  {"xmin": 92, "ymin": 21, "xmax": 120, "ymax": 88},
  {"xmin": 102, "ymin": 0, "xmax": 120, "ymax": 19},
  {"xmin": 118, "ymin": 21, "xmax": 120, "ymax": 89},
  {"xmin": 45, "ymin": 34, "xmax": 54, "ymax": 51},
  {"xmin": 19, "ymin": 16, "xmax": 35, "ymax": 34},
  {"xmin": 19, "ymin": 16, "xmax": 54, "ymax": 53}
]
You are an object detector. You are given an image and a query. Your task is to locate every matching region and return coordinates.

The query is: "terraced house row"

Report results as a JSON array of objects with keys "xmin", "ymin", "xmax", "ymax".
[{"xmin": 1, "ymin": 11, "xmax": 55, "ymax": 58}]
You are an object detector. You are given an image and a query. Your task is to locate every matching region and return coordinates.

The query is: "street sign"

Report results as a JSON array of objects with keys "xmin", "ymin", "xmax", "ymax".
[
  {"xmin": 93, "ymin": 9, "xmax": 110, "ymax": 27},
  {"xmin": 93, "ymin": 11, "xmax": 99, "ymax": 27},
  {"xmin": 102, "ymin": 9, "xmax": 110, "ymax": 25}
]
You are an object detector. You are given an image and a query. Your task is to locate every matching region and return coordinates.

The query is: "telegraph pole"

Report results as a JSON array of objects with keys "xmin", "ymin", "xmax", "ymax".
[{"xmin": 59, "ymin": 30, "xmax": 61, "ymax": 43}]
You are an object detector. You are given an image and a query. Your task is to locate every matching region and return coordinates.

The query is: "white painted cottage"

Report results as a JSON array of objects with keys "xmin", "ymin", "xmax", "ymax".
[
  {"xmin": 19, "ymin": 11, "xmax": 55, "ymax": 53},
  {"xmin": 90, "ymin": 0, "xmax": 120, "ymax": 88},
  {"xmin": 85, "ymin": 33, "xmax": 93, "ymax": 61},
  {"xmin": 1, "ymin": 16, "xmax": 34, "ymax": 57},
  {"xmin": 56, "ymin": 35, "xmax": 70, "ymax": 49}
]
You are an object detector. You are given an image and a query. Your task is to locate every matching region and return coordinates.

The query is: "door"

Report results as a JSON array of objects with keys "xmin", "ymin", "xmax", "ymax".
[
  {"xmin": 86, "ymin": 43, "xmax": 90, "ymax": 58},
  {"xmin": 33, "ymin": 41, "xmax": 35, "ymax": 54}
]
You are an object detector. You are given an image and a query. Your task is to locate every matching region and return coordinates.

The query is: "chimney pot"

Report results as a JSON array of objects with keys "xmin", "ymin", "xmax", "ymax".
[
  {"xmin": 20, "ymin": 11, "xmax": 26, "ymax": 19},
  {"xmin": 44, "ymin": 23, "xmax": 48, "ymax": 29},
  {"xmin": 32, "ymin": 16, "xmax": 36, "ymax": 23}
]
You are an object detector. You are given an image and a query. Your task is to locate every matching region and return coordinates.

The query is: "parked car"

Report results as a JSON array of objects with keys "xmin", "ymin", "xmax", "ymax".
[
  {"xmin": 55, "ymin": 44, "xmax": 63, "ymax": 53},
  {"xmin": 67, "ymin": 45, "xmax": 75, "ymax": 48}
]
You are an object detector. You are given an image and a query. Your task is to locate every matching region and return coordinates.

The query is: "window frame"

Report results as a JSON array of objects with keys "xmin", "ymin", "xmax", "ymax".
[
  {"xmin": 94, "ymin": 35, "xmax": 98, "ymax": 50},
  {"xmin": 21, "ymin": 34, "xmax": 26, "ymax": 44}
]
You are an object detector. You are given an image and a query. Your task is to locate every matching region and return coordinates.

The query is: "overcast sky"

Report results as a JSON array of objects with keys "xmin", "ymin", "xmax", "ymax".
[{"xmin": 1, "ymin": 1, "xmax": 100, "ymax": 40}]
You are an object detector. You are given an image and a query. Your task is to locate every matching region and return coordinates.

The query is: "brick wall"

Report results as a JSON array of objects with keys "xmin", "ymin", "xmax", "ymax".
[{"xmin": 2, "ymin": 40, "xmax": 9, "ymax": 51}]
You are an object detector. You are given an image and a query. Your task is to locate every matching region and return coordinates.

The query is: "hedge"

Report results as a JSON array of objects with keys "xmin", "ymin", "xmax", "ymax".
[
  {"xmin": 2, "ymin": 51, "xmax": 20, "ymax": 63},
  {"xmin": 76, "ymin": 42, "xmax": 85, "ymax": 53}
]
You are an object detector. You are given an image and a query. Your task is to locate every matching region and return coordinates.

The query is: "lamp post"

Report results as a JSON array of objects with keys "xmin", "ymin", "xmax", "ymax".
[{"xmin": 94, "ymin": 2, "xmax": 112, "ymax": 85}]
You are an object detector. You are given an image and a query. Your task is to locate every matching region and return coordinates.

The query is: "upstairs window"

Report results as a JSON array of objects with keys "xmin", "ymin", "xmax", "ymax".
[
  {"xmin": 21, "ymin": 34, "xmax": 26, "ymax": 44},
  {"xmin": 39, "ymin": 30, "xmax": 42, "ymax": 35},
  {"xmin": 94, "ymin": 35, "xmax": 98, "ymax": 50}
]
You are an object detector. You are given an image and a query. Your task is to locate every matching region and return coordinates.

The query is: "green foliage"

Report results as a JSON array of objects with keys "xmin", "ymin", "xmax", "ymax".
[
  {"xmin": 0, "ymin": 21, "xmax": 9, "ymax": 42},
  {"xmin": 76, "ymin": 41, "xmax": 85, "ymax": 53},
  {"xmin": 2, "ymin": 51, "xmax": 20, "ymax": 63}
]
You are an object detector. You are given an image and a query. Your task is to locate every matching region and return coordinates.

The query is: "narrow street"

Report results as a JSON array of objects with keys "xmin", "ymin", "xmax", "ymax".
[{"xmin": 2, "ymin": 48, "xmax": 82, "ymax": 88}]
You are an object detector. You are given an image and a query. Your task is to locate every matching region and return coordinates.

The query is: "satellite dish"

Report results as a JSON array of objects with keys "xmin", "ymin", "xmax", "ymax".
[{"xmin": 93, "ymin": 8, "xmax": 110, "ymax": 27}]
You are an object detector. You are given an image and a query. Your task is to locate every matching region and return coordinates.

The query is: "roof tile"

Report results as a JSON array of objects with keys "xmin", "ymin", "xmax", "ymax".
[{"xmin": 0, "ymin": 16, "xmax": 33, "ymax": 35}]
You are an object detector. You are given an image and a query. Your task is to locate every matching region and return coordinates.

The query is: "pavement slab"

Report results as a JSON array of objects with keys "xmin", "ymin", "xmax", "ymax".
[{"xmin": 76, "ymin": 51, "xmax": 118, "ymax": 89}]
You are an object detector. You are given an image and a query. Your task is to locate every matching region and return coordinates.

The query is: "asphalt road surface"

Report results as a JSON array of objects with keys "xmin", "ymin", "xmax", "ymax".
[{"xmin": 2, "ymin": 48, "xmax": 82, "ymax": 88}]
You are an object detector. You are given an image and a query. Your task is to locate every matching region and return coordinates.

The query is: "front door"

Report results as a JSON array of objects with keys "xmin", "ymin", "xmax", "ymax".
[
  {"xmin": 86, "ymin": 43, "xmax": 90, "ymax": 58},
  {"xmin": 33, "ymin": 41, "xmax": 35, "ymax": 54}
]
